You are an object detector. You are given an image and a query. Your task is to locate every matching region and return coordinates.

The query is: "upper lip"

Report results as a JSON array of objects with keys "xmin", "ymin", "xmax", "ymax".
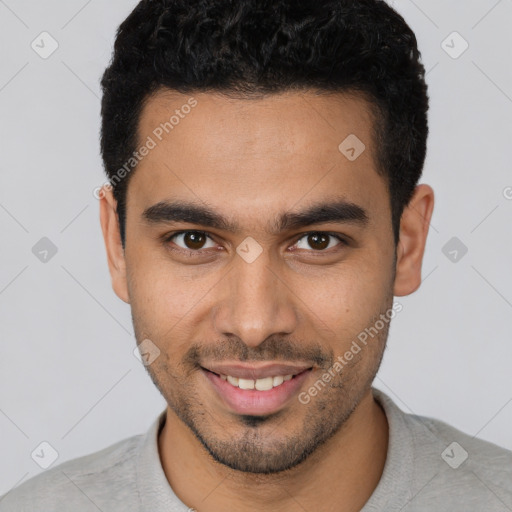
[{"xmin": 202, "ymin": 362, "xmax": 313, "ymax": 380}]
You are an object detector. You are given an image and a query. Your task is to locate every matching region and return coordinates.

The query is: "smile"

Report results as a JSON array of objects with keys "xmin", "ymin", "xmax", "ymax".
[
  {"xmin": 201, "ymin": 366, "xmax": 313, "ymax": 415},
  {"xmin": 220, "ymin": 373, "xmax": 293, "ymax": 391}
]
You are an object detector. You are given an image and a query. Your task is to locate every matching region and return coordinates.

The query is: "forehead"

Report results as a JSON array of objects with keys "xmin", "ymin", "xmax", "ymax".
[{"xmin": 127, "ymin": 88, "xmax": 390, "ymax": 230}]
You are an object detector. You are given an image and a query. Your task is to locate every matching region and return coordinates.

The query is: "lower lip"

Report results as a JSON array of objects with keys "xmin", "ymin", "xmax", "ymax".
[{"xmin": 202, "ymin": 368, "xmax": 312, "ymax": 416}]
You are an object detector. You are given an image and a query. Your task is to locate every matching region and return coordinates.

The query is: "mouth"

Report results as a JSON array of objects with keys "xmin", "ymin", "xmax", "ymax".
[{"xmin": 200, "ymin": 364, "xmax": 313, "ymax": 416}]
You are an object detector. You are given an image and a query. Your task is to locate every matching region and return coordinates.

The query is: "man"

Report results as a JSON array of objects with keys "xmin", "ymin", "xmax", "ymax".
[{"xmin": 1, "ymin": 0, "xmax": 511, "ymax": 510}]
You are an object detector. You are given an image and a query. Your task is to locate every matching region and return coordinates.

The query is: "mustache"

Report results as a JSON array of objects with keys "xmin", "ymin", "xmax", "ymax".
[{"xmin": 183, "ymin": 335, "xmax": 334, "ymax": 369}]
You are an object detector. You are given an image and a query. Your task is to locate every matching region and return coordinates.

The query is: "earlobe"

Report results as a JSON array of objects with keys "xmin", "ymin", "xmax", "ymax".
[
  {"xmin": 99, "ymin": 185, "xmax": 131, "ymax": 304},
  {"xmin": 393, "ymin": 184, "xmax": 435, "ymax": 297}
]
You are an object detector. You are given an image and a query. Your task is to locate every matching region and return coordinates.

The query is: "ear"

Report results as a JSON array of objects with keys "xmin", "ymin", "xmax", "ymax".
[
  {"xmin": 393, "ymin": 184, "xmax": 435, "ymax": 296},
  {"xmin": 99, "ymin": 185, "xmax": 130, "ymax": 304}
]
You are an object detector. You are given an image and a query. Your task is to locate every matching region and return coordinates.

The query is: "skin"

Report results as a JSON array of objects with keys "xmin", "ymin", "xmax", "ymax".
[{"xmin": 100, "ymin": 88, "xmax": 434, "ymax": 511}]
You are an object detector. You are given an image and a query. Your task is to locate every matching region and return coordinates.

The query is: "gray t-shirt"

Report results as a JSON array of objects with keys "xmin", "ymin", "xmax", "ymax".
[{"xmin": 1, "ymin": 388, "xmax": 511, "ymax": 511}]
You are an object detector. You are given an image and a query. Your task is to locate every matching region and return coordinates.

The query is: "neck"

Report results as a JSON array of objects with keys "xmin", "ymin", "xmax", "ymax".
[{"xmin": 158, "ymin": 388, "xmax": 388, "ymax": 512}]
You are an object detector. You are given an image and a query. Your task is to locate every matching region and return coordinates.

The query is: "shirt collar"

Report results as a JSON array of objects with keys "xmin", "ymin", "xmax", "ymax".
[
  {"xmin": 135, "ymin": 388, "xmax": 413, "ymax": 511},
  {"xmin": 136, "ymin": 408, "xmax": 190, "ymax": 511}
]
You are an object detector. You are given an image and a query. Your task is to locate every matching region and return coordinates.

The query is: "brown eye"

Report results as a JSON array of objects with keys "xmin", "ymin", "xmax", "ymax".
[
  {"xmin": 183, "ymin": 232, "xmax": 206, "ymax": 250},
  {"xmin": 307, "ymin": 233, "xmax": 329, "ymax": 250},
  {"xmin": 167, "ymin": 231, "xmax": 216, "ymax": 251},
  {"xmin": 293, "ymin": 232, "xmax": 346, "ymax": 251}
]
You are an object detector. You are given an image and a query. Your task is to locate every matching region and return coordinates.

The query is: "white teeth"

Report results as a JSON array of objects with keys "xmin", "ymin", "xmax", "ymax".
[
  {"xmin": 272, "ymin": 375, "xmax": 284, "ymax": 386},
  {"xmin": 255, "ymin": 376, "xmax": 273, "ymax": 391},
  {"xmin": 238, "ymin": 378, "xmax": 255, "ymax": 390},
  {"xmin": 221, "ymin": 373, "xmax": 296, "ymax": 390},
  {"xmin": 227, "ymin": 375, "xmax": 239, "ymax": 386}
]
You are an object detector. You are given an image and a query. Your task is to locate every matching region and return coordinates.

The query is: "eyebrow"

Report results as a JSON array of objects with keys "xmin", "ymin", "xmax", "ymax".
[{"xmin": 142, "ymin": 198, "xmax": 369, "ymax": 234}]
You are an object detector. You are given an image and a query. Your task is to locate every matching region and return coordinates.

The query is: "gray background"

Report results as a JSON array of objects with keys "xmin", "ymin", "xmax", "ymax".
[{"xmin": 1, "ymin": 0, "xmax": 511, "ymax": 496}]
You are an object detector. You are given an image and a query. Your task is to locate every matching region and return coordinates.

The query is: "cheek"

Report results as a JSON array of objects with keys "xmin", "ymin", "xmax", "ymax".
[
  {"xmin": 127, "ymin": 258, "xmax": 217, "ymax": 348},
  {"xmin": 127, "ymin": 250, "xmax": 182, "ymax": 312},
  {"xmin": 294, "ymin": 263, "xmax": 389, "ymax": 331}
]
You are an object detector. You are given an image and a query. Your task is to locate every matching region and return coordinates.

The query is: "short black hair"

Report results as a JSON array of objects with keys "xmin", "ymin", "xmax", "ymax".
[{"xmin": 100, "ymin": 0, "xmax": 429, "ymax": 248}]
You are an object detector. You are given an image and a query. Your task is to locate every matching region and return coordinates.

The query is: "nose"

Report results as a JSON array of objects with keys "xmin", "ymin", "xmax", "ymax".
[{"xmin": 212, "ymin": 250, "xmax": 298, "ymax": 348}]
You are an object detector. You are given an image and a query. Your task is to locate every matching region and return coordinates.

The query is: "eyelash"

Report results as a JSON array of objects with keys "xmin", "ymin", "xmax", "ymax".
[{"xmin": 162, "ymin": 230, "xmax": 349, "ymax": 257}]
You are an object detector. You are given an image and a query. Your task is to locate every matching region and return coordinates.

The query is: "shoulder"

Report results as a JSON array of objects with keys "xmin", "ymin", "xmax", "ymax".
[
  {"xmin": 388, "ymin": 395, "xmax": 512, "ymax": 508},
  {"xmin": 0, "ymin": 434, "xmax": 142, "ymax": 512},
  {"xmin": 412, "ymin": 412, "xmax": 512, "ymax": 484}
]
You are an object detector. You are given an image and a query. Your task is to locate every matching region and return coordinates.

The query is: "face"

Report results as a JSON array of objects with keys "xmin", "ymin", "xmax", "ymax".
[{"xmin": 100, "ymin": 88, "xmax": 432, "ymax": 474}]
